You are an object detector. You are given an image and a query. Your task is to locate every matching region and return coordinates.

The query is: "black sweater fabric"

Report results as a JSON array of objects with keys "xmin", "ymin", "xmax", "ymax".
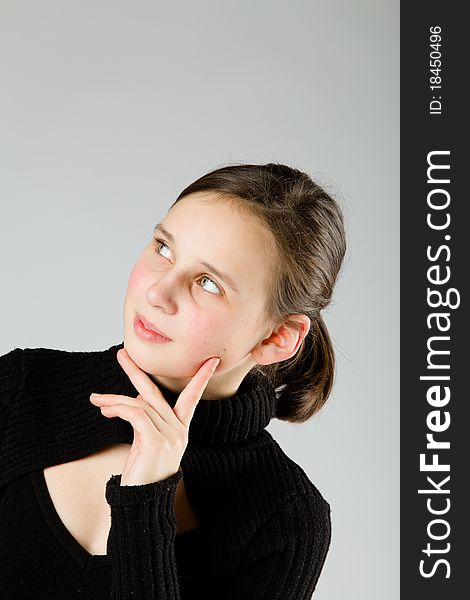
[{"xmin": 0, "ymin": 342, "xmax": 331, "ymax": 599}]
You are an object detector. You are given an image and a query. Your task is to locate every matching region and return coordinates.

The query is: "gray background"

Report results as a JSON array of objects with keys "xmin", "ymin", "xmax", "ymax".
[{"xmin": 0, "ymin": 1, "xmax": 399, "ymax": 598}]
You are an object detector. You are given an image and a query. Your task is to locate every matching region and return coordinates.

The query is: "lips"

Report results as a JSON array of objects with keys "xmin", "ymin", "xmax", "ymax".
[{"xmin": 136, "ymin": 313, "xmax": 172, "ymax": 340}]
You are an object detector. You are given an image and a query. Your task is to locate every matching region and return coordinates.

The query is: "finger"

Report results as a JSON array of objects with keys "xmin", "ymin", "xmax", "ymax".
[
  {"xmin": 91, "ymin": 393, "xmax": 173, "ymax": 434},
  {"xmin": 99, "ymin": 403, "xmax": 166, "ymax": 441},
  {"xmin": 174, "ymin": 357, "xmax": 220, "ymax": 428},
  {"xmin": 116, "ymin": 348, "xmax": 177, "ymax": 423},
  {"xmin": 90, "ymin": 393, "xmax": 133, "ymax": 405}
]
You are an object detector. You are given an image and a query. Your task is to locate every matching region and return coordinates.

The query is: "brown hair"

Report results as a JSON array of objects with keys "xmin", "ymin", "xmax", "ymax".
[{"xmin": 170, "ymin": 162, "xmax": 347, "ymax": 423}]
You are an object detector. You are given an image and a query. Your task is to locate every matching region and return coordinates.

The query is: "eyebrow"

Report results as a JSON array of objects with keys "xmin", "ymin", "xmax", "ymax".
[{"xmin": 154, "ymin": 223, "xmax": 240, "ymax": 294}]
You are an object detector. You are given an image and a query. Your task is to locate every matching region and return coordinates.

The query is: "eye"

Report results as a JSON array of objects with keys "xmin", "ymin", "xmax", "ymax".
[
  {"xmin": 153, "ymin": 238, "xmax": 172, "ymax": 259},
  {"xmin": 198, "ymin": 275, "xmax": 222, "ymax": 295},
  {"xmin": 152, "ymin": 238, "xmax": 222, "ymax": 296}
]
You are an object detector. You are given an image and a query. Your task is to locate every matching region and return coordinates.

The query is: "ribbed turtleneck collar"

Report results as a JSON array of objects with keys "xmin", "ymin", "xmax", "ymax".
[{"xmin": 97, "ymin": 342, "xmax": 278, "ymax": 446}]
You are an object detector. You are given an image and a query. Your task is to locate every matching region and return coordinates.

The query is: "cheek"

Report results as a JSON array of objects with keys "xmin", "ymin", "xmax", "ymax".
[
  {"xmin": 182, "ymin": 311, "xmax": 254, "ymax": 364},
  {"xmin": 184, "ymin": 312, "xmax": 224, "ymax": 350},
  {"xmin": 180, "ymin": 311, "xmax": 233, "ymax": 364},
  {"xmin": 128, "ymin": 264, "xmax": 147, "ymax": 288},
  {"xmin": 125, "ymin": 263, "xmax": 149, "ymax": 299}
]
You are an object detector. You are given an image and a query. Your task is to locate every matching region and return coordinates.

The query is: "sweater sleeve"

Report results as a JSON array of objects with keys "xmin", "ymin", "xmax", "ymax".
[
  {"xmin": 221, "ymin": 492, "xmax": 332, "ymax": 600},
  {"xmin": 105, "ymin": 469, "xmax": 184, "ymax": 600},
  {"xmin": 0, "ymin": 348, "xmax": 24, "ymax": 443},
  {"xmin": 105, "ymin": 476, "xmax": 331, "ymax": 600}
]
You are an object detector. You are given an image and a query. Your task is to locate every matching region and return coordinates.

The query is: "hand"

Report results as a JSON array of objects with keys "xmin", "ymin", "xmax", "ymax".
[{"xmin": 89, "ymin": 348, "xmax": 220, "ymax": 486}]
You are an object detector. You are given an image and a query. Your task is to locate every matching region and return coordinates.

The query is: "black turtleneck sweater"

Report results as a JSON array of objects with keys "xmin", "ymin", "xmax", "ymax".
[{"xmin": 0, "ymin": 342, "xmax": 331, "ymax": 599}]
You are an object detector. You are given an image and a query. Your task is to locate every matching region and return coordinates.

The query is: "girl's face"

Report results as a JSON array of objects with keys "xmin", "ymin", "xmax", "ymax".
[{"xmin": 123, "ymin": 191, "xmax": 278, "ymax": 398}]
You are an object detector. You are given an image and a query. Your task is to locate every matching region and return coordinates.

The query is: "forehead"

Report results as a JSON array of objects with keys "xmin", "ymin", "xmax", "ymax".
[{"xmin": 163, "ymin": 192, "xmax": 276, "ymax": 293}]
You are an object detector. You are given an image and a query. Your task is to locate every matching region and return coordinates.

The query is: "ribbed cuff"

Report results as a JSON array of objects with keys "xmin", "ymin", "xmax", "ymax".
[{"xmin": 105, "ymin": 470, "xmax": 183, "ymax": 506}]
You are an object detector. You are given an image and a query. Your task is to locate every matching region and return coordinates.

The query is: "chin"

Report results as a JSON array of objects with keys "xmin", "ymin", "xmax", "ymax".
[{"xmin": 122, "ymin": 342, "xmax": 184, "ymax": 378}]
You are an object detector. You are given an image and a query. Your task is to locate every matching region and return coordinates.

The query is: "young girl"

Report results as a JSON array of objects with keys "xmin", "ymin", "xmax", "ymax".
[{"xmin": 0, "ymin": 162, "xmax": 347, "ymax": 599}]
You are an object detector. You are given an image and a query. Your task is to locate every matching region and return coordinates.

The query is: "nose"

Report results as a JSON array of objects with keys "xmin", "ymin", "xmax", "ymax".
[{"xmin": 145, "ymin": 271, "xmax": 179, "ymax": 313}]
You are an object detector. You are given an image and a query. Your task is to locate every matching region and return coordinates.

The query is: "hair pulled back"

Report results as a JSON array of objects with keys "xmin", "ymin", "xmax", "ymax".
[{"xmin": 170, "ymin": 162, "xmax": 347, "ymax": 423}]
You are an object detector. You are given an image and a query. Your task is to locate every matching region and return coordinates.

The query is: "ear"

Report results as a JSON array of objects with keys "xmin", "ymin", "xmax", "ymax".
[{"xmin": 251, "ymin": 314, "xmax": 311, "ymax": 366}]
